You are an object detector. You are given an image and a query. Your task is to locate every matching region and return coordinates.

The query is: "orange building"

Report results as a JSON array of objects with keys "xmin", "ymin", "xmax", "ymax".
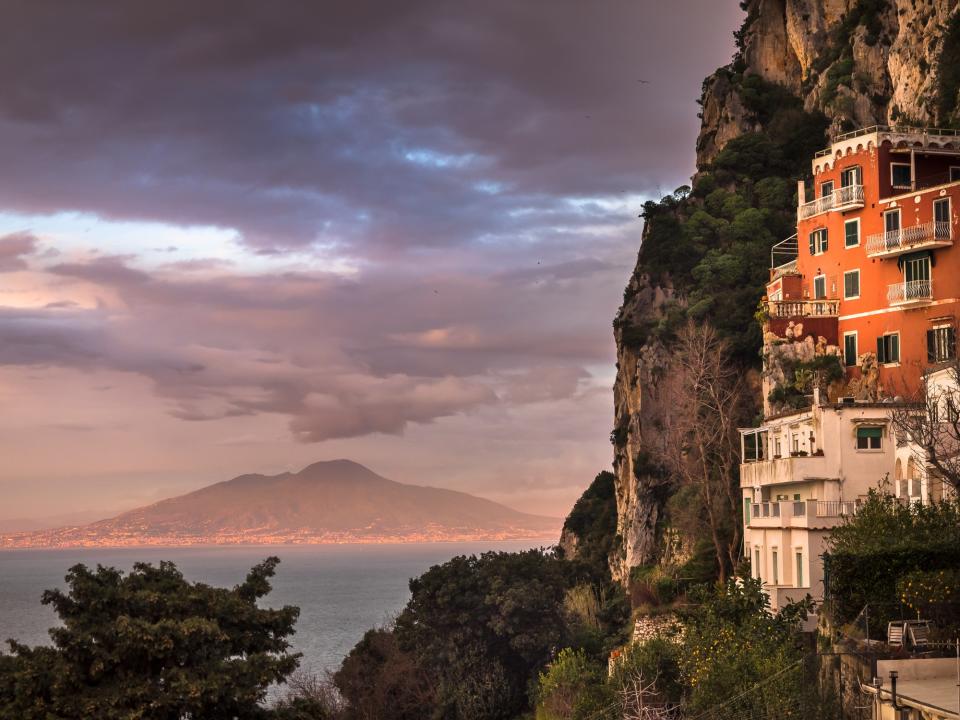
[{"xmin": 768, "ymin": 126, "xmax": 960, "ymax": 396}]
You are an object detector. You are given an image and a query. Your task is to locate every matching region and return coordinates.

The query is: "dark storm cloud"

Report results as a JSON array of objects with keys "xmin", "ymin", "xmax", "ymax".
[
  {"xmin": 0, "ymin": 1, "xmax": 742, "ymax": 254},
  {"xmin": 0, "ymin": 2, "xmax": 743, "ymax": 444}
]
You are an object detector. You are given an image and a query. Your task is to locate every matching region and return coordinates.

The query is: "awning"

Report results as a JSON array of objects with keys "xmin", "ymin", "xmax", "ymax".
[{"xmin": 897, "ymin": 249, "xmax": 935, "ymax": 270}]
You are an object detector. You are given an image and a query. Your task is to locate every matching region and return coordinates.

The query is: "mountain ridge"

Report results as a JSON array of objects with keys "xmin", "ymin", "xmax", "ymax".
[{"xmin": 1, "ymin": 460, "xmax": 559, "ymax": 548}]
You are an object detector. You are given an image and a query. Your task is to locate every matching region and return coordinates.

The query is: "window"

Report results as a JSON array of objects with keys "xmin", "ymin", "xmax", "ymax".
[
  {"xmin": 934, "ymin": 197, "xmax": 951, "ymax": 239},
  {"xmin": 843, "ymin": 269, "xmax": 860, "ymax": 299},
  {"xmin": 814, "ymin": 274, "xmax": 827, "ymax": 299},
  {"xmin": 885, "ymin": 208, "xmax": 901, "ymax": 234},
  {"xmin": 771, "ymin": 550, "xmax": 779, "ymax": 585},
  {"xmin": 856, "ymin": 426, "xmax": 883, "ymax": 450},
  {"xmin": 927, "ymin": 326, "xmax": 957, "ymax": 363},
  {"xmin": 809, "ymin": 228, "xmax": 828, "ymax": 255},
  {"xmin": 821, "ymin": 180, "xmax": 834, "ymax": 198},
  {"xmin": 843, "ymin": 332, "xmax": 858, "ymax": 367},
  {"xmin": 951, "ymin": 166, "xmax": 960, "ymax": 182},
  {"xmin": 795, "ymin": 551, "xmax": 803, "ymax": 587},
  {"xmin": 754, "ymin": 547, "xmax": 761, "ymax": 579},
  {"xmin": 902, "ymin": 253, "xmax": 931, "ymax": 290},
  {"xmin": 844, "ymin": 218, "xmax": 860, "ymax": 248},
  {"xmin": 877, "ymin": 332, "xmax": 900, "ymax": 365},
  {"xmin": 791, "ymin": 433, "xmax": 799, "ymax": 453},
  {"xmin": 891, "ymin": 163, "xmax": 912, "ymax": 189},
  {"xmin": 840, "ymin": 166, "xmax": 862, "ymax": 187},
  {"xmin": 744, "ymin": 498, "xmax": 751, "ymax": 526}
]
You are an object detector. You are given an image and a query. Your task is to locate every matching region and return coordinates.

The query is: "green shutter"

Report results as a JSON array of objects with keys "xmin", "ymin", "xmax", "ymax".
[
  {"xmin": 948, "ymin": 328, "xmax": 956, "ymax": 360},
  {"xmin": 877, "ymin": 336, "xmax": 886, "ymax": 364},
  {"xmin": 809, "ymin": 232, "xmax": 815, "ymax": 255},
  {"xmin": 822, "ymin": 228, "xmax": 828, "ymax": 252},
  {"xmin": 891, "ymin": 334, "xmax": 900, "ymax": 363},
  {"xmin": 845, "ymin": 220, "xmax": 858, "ymax": 247},
  {"xmin": 928, "ymin": 330, "xmax": 936, "ymax": 363},
  {"xmin": 857, "ymin": 427, "xmax": 883, "ymax": 439}
]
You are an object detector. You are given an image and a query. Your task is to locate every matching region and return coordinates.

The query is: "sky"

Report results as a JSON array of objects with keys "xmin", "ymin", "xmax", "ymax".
[{"xmin": 0, "ymin": 1, "xmax": 744, "ymax": 526}]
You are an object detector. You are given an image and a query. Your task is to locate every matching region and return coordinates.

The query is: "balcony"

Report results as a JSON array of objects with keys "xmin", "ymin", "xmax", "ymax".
[
  {"xmin": 767, "ymin": 299, "xmax": 839, "ymax": 318},
  {"xmin": 887, "ymin": 279, "xmax": 933, "ymax": 308},
  {"xmin": 865, "ymin": 221, "xmax": 952, "ymax": 259},
  {"xmin": 798, "ymin": 184, "xmax": 864, "ymax": 220},
  {"xmin": 740, "ymin": 454, "xmax": 828, "ymax": 488},
  {"xmin": 748, "ymin": 499, "xmax": 859, "ymax": 529}
]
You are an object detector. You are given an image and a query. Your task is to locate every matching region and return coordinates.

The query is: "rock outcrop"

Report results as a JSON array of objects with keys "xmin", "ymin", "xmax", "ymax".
[{"xmin": 611, "ymin": 0, "xmax": 960, "ymax": 585}]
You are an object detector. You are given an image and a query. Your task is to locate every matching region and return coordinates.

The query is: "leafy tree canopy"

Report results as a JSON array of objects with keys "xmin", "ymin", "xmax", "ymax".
[{"xmin": 0, "ymin": 558, "xmax": 308, "ymax": 720}]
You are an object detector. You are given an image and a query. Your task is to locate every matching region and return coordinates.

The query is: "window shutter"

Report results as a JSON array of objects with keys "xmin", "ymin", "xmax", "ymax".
[
  {"xmin": 891, "ymin": 334, "xmax": 899, "ymax": 363},
  {"xmin": 823, "ymin": 229, "xmax": 828, "ymax": 252},
  {"xmin": 927, "ymin": 330, "xmax": 936, "ymax": 362},
  {"xmin": 877, "ymin": 337, "xmax": 886, "ymax": 364},
  {"xmin": 948, "ymin": 327, "xmax": 956, "ymax": 360},
  {"xmin": 809, "ymin": 232, "xmax": 815, "ymax": 255}
]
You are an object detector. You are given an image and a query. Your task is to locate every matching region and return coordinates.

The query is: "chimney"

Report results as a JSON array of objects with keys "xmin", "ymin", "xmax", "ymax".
[{"xmin": 797, "ymin": 179, "xmax": 806, "ymax": 205}]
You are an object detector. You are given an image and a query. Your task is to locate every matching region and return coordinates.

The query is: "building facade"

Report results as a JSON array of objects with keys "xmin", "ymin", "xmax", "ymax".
[
  {"xmin": 769, "ymin": 126, "xmax": 960, "ymax": 397},
  {"xmin": 742, "ymin": 126, "xmax": 960, "ymax": 610},
  {"xmin": 740, "ymin": 395, "xmax": 900, "ymax": 611}
]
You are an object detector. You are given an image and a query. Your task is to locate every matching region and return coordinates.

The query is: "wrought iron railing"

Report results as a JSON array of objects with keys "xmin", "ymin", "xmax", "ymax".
[
  {"xmin": 798, "ymin": 184, "xmax": 864, "ymax": 220},
  {"xmin": 865, "ymin": 221, "xmax": 952, "ymax": 256},
  {"xmin": 887, "ymin": 279, "xmax": 933, "ymax": 304}
]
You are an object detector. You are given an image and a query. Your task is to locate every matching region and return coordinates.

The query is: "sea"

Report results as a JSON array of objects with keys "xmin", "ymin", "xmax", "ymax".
[{"xmin": 0, "ymin": 540, "xmax": 545, "ymax": 679}]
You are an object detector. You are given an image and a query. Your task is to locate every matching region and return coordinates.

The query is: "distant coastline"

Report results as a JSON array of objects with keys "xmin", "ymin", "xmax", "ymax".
[{"xmin": 0, "ymin": 529, "xmax": 560, "ymax": 550}]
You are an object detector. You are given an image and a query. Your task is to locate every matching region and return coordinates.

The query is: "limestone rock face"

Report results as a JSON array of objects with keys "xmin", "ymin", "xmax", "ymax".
[
  {"xmin": 698, "ymin": 0, "xmax": 959, "ymax": 167},
  {"xmin": 611, "ymin": 0, "xmax": 960, "ymax": 584}
]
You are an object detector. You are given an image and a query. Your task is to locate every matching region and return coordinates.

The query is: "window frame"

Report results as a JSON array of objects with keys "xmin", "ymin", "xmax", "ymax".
[
  {"xmin": 934, "ymin": 196, "xmax": 952, "ymax": 239},
  {"xmin": 840, "ymin": 165, "xmax": 862, "ymax": 188},
  {"xmin": 813, "ymin": 273, "xmax": 827, "ymax": 299},
  {"xmin": 928, "ymin": 325, "xmax": 957, "ymax": 363},
  {"xmin": 809, "ymin": 227, "xmax": 828, "ymax": 255},
  {"xmin": 843, "ymin": 331, "xmax": 858, "ymax": 367},
  {"xmin": 856, "ymin": 426, "xmax": 884, "ymax": 452},
  {"xmin": 884, "ymin": 208, "xmax": 901, "ymax": 233},
  {"xmin": 950, "ymin": 166, "xmax": 960, "ymax": 183},
  {"xmin": 844, "ymin": 217, "xmax": 860, "ymax": 248},
  {"xmin": 843, "ymin": 269, "xmax": 860, "ymax": 300},
  {"xmin": 890, "ymin": 162, "xmax": 912, "ymax": 190},
  {"xmin": 877, "ymin": 332, "xmax": 900, "ymax": 366}
]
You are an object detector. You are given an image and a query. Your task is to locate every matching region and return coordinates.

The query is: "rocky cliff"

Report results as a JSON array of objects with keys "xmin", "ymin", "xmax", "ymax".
[{"xmin": 610, "ymin": 0, "xmax": 960, "ymax": 584}]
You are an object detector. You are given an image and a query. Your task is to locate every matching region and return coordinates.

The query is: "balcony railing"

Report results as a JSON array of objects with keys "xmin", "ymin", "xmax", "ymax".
[
  {"xmin": 750, "ymin": 500, "xmax": 860, "ymax": 524},
  {"xmin": 866, "ymin": 221, "xmax": 952, "ymax": 258},
  {"xmin": 798, "ymin": 184, "xmax": 864, "ymax": 220},
  {"xmin": 768, "ymin": 299, "xmax": 840, "ymax": 318},
  {"xmin": 887, "ymin": 279, "xmax": 933, "ymax": 306}
]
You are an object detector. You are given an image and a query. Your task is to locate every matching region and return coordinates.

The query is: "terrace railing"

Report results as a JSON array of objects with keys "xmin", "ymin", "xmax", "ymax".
[
  {"xmin": 866, "ymin": 221, "xmax": 951, "ymax": 257},
  {"xmin": 887, "ymin": 279, "xmax": 933, "ymax": 305}
]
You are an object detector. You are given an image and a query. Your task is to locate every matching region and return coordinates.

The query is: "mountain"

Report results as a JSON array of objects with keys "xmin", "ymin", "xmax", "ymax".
[
  {"xmin": 608, "ymin": 0, "xmax": 956, "ymax": 583},
  {"xmin": 0, "ymin": 460, "xmax": 560, "ymax": 548}
]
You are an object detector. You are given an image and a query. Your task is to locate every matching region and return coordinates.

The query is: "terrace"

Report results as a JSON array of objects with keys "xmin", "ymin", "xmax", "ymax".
[
  {"xmin": 888, "ymin": 279, "xmax": 933, "ymax": 307},
  {"xmin": 866, "ymin": 220, "xmax": 952, "ymax": 259},
  {"xmin": 797, "ymin": 183, "xmax": 865, "ymax": 220},
  {"xmin": 748, "ymin": 499, "xmax": 858, "ymax": 530}
]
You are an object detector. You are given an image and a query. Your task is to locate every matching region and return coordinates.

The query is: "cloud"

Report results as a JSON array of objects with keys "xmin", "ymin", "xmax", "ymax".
[{"xmin": 0, "ymin": 231, "xmax": 39, "ymax": 271}]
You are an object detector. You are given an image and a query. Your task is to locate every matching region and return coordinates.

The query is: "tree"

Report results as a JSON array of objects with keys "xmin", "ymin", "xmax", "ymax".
[
  {"xmin": 0, "ymin": 558, "xmax": 302, "ymax": 720},
  {"xmin": 392, "ymin": 549, "xmax": 584, "ymax": 720},
  {"xmin": 657, "ymin": 322, "xmax": 752, "ymax": 580},
  {"xmin": 333, "ymin": 628, "xmax": 434, "ymax": 720},
  {"xmin": 890, "ymin": 362, "xmax": 960, "ymax": 496}
]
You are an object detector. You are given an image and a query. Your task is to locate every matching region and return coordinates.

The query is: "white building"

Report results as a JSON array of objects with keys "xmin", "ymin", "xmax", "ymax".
[
  {"xmin": 740, "ymin": 393, "xmax": 908, "ymax": 611},
  {"xmin": 894, "ymin": 365, "xmax": 960, "ymax": 506}
]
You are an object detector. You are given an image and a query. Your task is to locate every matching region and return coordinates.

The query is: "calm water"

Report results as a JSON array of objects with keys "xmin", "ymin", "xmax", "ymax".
[{"xmin": 0, "ymin": 541, "xmax": 543, "ymax": 677}]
